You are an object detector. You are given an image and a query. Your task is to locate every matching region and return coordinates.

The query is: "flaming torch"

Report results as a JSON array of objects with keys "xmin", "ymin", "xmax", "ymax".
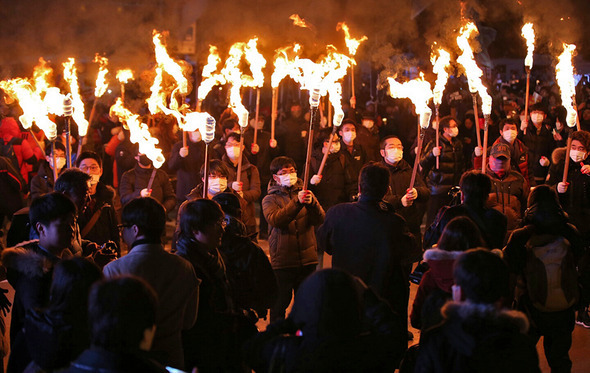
[
  {"xmin": 317, "ymin": 83, "xmax": 345, "ymax": 177},
  {"xmin": 456, "ymin": 22, "xmax": 492, "ymax": 171},
  {"xmin": 79, "ymin": 54, "xmax": 109, "ymax": 155},
  {"xmin": 431, "ymin": 47, "xmax": 452, "ymax": 169},
  {"xmin": 556, "ymin": 43, "xmax": 579, "ymax": 131},
  {"xmin": 337, "ymin": 22, "xmax": 367, "ymax": 109},
  {"xmin": 388, "ymin": 73, "xmax": 433, "ymax": 190},
  {"xmin": 202, "ymin": 115, "xmax": 216, "ymax": 198},
  {"xmin": 116, "ymin": 69, "xmax": 133, "ymax": 103},
  {"xmin": 521, "ymin": 23, "xmax": 535, "ymax": 133},
  {"xmin": 63, "ymin": 58, "xmax": 89, "ymax": 167},
  {"xmin": 243, "ymin": 38, "xmax": 267, "ymax": 153},
  {"xmin": 197, "ymin": 46, "xmax": 225, "ymax": 112}
]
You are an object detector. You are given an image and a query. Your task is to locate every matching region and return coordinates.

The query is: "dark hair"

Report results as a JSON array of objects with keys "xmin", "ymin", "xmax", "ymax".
[
  {"xmin": 221, "ymin": 118, "xmax": 239, "ymax": 133},
  {"xmin": 45, "ymin": 141, "xmax": 66, "ymax": 157},
  {"xmin": 530, "ymin": 103, "xmax": 547, "ymax": 114},
  {"xmin": 88, "ymin": 276, "xmax": 158, "ymax": 352},
  {"xmin": 314, "ymin": 128, "xmax": 334, "ymax": 149},
  {"xmin": 121, "ymin": 197, "xmax": 166, "ymax": 241},
  {"xmin": 453, "ymin": 248, "xmax": 509, "ymax": 304},
  {"xmin": 359, "ymin": 162, "xmax": 389, "ymax": 200},
  {"xmin": 523, "ymin": 185, "xmax": 567, "ymax": 228},
  {"xmin": 30, "ymin": 192, "xmax": 77, "ymax": 233},
  {"xmin": 460, "ymin": 171, "xmax": 491, "ymax": 207},
  {"xmin": 54, "ymin": 169, "xmax": 91, "ymax": 195},
  {"xmin": 437, "ymin": 216, "xmax": 484, "ymax": 252},
  {"xmin": 379, "ymin": 135, "xmax": 401, "ymax": 150},
  {"xmin": 500, "ymin": 117, "xmax": 519, "ymax": 130},
  {"xmin": 340, "ymin": 119, "xmax": 357, "ymax": 129},
  {"xmin": 225, "ymin": 132, "xmax": 241, "ymax": 143},
  {"xmin": 76, "ymin": 151, "xmax": 103, "ymax": 168},
  {"xmin": 212, "ymin": 192, "xmax": 241, "ymax": 218},
  {"xmin": 49, "ymin": 257, "xmax": 102, "ymax": 313},
  {"xmin": 179, "ymin": 198, "xmax": 224, "ymax": 237},
  {"xmin": 270, "ymin": 156, "xmax": 296, "ymax": 175},
  {"xmin": 571, "ymin": 130, "xmax": 590, "ymax": 150},
  {"xmin": 199, "ymin": 159, "xmax": 230, "ymax": 179},
  {"xmin": 439, "ymin": 115, "xmax": 456, "ymax": 133}
]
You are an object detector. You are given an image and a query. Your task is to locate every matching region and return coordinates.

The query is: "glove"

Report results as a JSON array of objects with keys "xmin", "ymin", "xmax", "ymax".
[
  {"xmin": 251, "ymin": 143, "xmax": 260, "ymax": 154},
  {"xmin": 320, "ymin": 116, "xmax": 328, "ymax": 128},
  {"xmin": 269, "ymin": 139, "xmax": 277, "ymax": 148},
  {"xmin": 432, "ymin": 147, "xmax": 441, "ymax": 157},
  {"xmin": 539, "ymin": 156, "xmax": 550, "ymax": 167},
  {"xmin": 140, "ymin": 188, "xmax": 151, "ymax": 198},
  {"xmin": 179, "ymin": 147, "xmax": 189, "ymax": 158},
  {"xmin": 232, "ymin": 181, "xmax": 243, "ymax": 193},
  {"xmin": 350, "ymin": 96, "xmax": 356, "ymax": 109},
  {"xmin": 557, "ymin": 182, "xmax": 569, "ymax": 194},
  {"xmin": 310, "ymin": 174, "xmax": 322, "ymax": 185},
  {"xmin": 474, "ymin": 146, "xmax": 483, "ymax": 157},
  {"xmin": 298, "ymin": 190, "xmax": 313, "ymax": 204},
  {"xmin": 401, "ymin": 188, "xmax": 418, "ymax": 207},
  {"xmin": 301, "ymin": 130, "xmax": 307, "ymax": 138},
  {"xmin": 520, "ymin": 119, "xmax": 528, "ymax": 132},
  {"xmin": 581, "ymin": 165, "xmax": 590, "ymax": 175}
]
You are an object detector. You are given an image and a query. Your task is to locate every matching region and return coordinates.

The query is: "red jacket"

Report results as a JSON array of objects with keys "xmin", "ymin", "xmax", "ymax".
[{"xmin": 0, "ymin": 117, "xmax": 42, "ymax": 183}]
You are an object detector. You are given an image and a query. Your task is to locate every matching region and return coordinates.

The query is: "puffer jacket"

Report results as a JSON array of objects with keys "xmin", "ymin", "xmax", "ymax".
[
  {"xmin": 420, "ymin": 136, "xmax": 465, "ymax": 196},
  {"xmin": 223, "ymin": 154, "xmax": 261, "ymax": 234},
  {"xmin": 474, "ymin": 136, "xmax": 533, "ymax": 187},
  {"xmin": 486, "ymin": 167, "xmax": 528, "ymax": 238},
  {"xmin": 119, "ymin": 163, "xmax": 176, "ymax": 212},
  {"xmin": 0, "ymin": 117, "xmax": 41, "ymax": 183},
  {"xmin": 309, "ymin": 148, "xmax": 355, "ymax": 212},
  {"xmin": 262, "ymin": 179, "xmax": 325, "ymax": 270}
]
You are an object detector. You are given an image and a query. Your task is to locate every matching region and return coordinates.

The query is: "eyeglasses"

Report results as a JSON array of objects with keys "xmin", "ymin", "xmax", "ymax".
[{"xmin": 80, "ymin": 165, "xmax": 101, "ymax": 172}]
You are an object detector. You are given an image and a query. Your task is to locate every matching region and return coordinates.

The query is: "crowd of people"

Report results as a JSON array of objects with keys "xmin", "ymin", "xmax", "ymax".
[{"xmin": 0, "ymin": 71, "xmax": 588, "ymax": 372}]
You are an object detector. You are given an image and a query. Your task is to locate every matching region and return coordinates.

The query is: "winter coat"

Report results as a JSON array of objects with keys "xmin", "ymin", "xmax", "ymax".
[
  {"xmin": 262, "ymin": 179, "xmax": 325, "ymax": 270},
  {"xmin": 113, "ymin": 139, "xmax": 138, "ymax": 187},
  {"xmin": 0, "ymin": 117, "xmax": 40, "ymax": 184},
  {"xmin": 78, "ymin": 182, "xmax": 119, "ymax": 251},
  {"xmin": 242, "ymin": 127, "xmax": 279, "ymax": 182},
  {"xmin": 30, "ymin": 161, "xmax": 60, "ymax": 201},
  {"xmin": 103, "ymin": 242, "xmax": 200, "ymax": 369},
  {"xmin": 474, "ymin": 136, "xmax": 534, "ymax": 188},
  {"xmin": 520, "ymin": 124, "xmax": 556, "ymax": 183},
  {"xmin": 223, "ymin": 154, "xmax": 261, "ymax": 233},
  {"xmin": 486, "ymin": 167, "xmax": 528, "ymax": 238},
  {"xmin": 119, "ymin": 164, "xmax": 176, "ymax": 212},
  {"xmin": 0, "ymin": 156, "xmax": 25, "ymax": 217},
  {"xmin": 338, "ymin": 140, "xmax": 368, "ymax": 188},
  {"xmin": 61, "ymin": 347, "xmax": 168, "ymax": 373},
  {"xmin": 415, "ymin": 302, "xmax": 540, "ymax": 373},
  {"xmin": 420, "ymin": 135, "xmax": 465, "ymax": 196},
  {"xmin": 317, "ymin": 195, "xmax": 419, "ymax": 317},
  {"xmin": 309, "ymin": 148, "xmax": 355, "ymax": 212},
  {"xmin": 277, "ymin": 116, "xmax": 308, "ymax": 170},
  {"xmin": 168, "ymin": 140, "xmax": 206, "ymax": 203},
  {"xmin": 382, "ymin": 159, "xmax": 430, "ymax": 240},
  {"xmin": 356, "ymin": 125, "xmax": 381, "ymax": 162}
]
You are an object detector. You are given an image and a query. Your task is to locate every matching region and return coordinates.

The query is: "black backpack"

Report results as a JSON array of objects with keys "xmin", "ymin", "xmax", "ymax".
[{"xmin": 0, "ymin": 138, "xmax": 21, "ymax": 172}]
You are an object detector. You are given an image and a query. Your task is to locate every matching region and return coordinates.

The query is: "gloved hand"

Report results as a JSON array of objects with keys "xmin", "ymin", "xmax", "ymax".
[
  {"xmin": 310, "ymin": 174, "xmax": 322, "ymax": 185},
  {"xmin": 251, "ymin": 143, "xmax": 260, "ymax": 154},
  {"xmin": 432, "ymin": 147, "xmax": 441, "ymax": 157},
  {"xmin": 298, "ymin": 190, "xmax": 313, "ymax": 204},
  {"xmin": 539, "ymin": 156, "xmax": 550, "ymax": 167},
  {"xmin": 140, "ymin": 188, "xmax": 151, "ymax": 198},
  {"xmin": 557, "ymin": 182, "xmax": 569, "ymax": 194},
  {"xmin": 179, "ymin": 147, "xmax": 189, "ymax": 158},
  {"xmin": 401, "ymin": 188, "xmax": 418, "ymax": 207},
  {"xmin": 581, "ymin": 165, "xmax": 590, "ymax": 175},
  {"xmin": 269, "ymin": 139, "xmax": 277, "ymax": 148},
  {"xmin": 520, "ymin": 119, "xmax": 528, "ymax": 132},
  {"xmin": 474, "ymin": 146, "xmax": 483, "ymax": 157},
  {"xmin": 232, "ymin": 181, "xmax": 243, "ymax": 193}
]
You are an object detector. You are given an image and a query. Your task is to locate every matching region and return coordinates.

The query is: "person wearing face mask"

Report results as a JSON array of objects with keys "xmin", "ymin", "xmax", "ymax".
[
  {"xmin": 276, "ymin": 103, "xmax": 308, "ymax": 172},
  {"xmin": 76, "ymin": 152, "xmax": 120, "ymax": 253},
  {"xmin": 356, "ymin": 114, "xmax": 381, "ymax": 162},
  {"xmin": 213, "ymin": 118, "xmax": 241, "ymax": 160},
  {"xmin": 338, "ymin": 119, "xmax": 368, "ymax": 189},
  {"xmin": 262, "ymin": 156, "xmax": 325, "ymax": 322},
  {"xmin": 485, "ymin": 143, "xmax": 528, "ymax": 241},
  {"xmin": 119, "ymin": 152, "xmax": 176, "ymax": 213},
  {"xmin": 222, "ymin": 132, "xmax": 261, "ymax": 237},
  {"xmin": 474, "ymin": 117, "xmax": 534, "ymax": 188},
  {"xmin": 521, "ymin": 104, "xmax": 556, "ymax": 185},
  {"xmin": 420, "ymin": 116, "xmax": 466, "ymax": 227},
  {"xmin": 169, "ymin": 129, "xmax": 207, "ymax": 205},
  {"xmin": 551, "ymin": 106, "xmax": 571, "ymax": 148},
  {"xmin": 30, "ymin": 141, "xmax": 68, "ymax": 200},
  {"xmin": 381, "ymin": 136, "xmax": 429, "ymax": 245}
]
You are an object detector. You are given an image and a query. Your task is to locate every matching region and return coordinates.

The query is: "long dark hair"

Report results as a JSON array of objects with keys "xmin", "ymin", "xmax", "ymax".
[{"xmin": 437, "ymin": 216, "xmax": 484, "ymax": 252}]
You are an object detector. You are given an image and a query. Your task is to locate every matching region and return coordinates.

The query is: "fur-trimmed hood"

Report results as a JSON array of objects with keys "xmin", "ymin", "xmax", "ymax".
[
  {"xmin": 423, "ymin": 247, "xmax": 463, "ymax": 261},
  {"xmin": 1, "ymin": 242, "xmax": 56, "ymax": 278},
  {"xmin": 422, "ymin": 247, "xmax": 463, "ymax": 293},
  {"xmin": 551, "ymin": 146, "xmax": 567, "ymax": 166}
]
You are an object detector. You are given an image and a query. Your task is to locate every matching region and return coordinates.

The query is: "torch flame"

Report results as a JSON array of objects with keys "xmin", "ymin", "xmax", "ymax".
[
  {"xmin": 152, "ymin": 30, "xmax": 189, "ymax": 96},
  {"xmin": 388, "ymin": 73, "xmax": 433, "ymax": 129},
  {"xmin": 336, "ymin": 22, "xmax": 368, "ymax": 56},
  {"xmin": 220, "ymin": 41, "xmax": 249, "ymax": 127},
  {"xmin": 197, "ymin": 45, "xmax": 226, "ymax": 101},
  {"xmin": 33, "ymin": 58, "xmax": 53, "ymax": 96},
  {"xmin": 456, "ymin": 22, "xmax": 492, "ymax": 116},
  {"xmin": 116, "ymin": 69, "xmax": 134, "ymax": 84},
  {"xmin": 147, "ymin": 67, "xmax": 167, "ymax": 115},
  {"xmin": 430, "ymin": 48, "xmax": 452, "ymax": 106},
  {"xmin": 555, "ymin": 43, "xmax": 578, "ymax": 127},
  {"xmin": 242, "ymin": 38, "xmax": 267, "ymax": 88},
  {"xmin": 271, "ymin": 44, "xmax": 302, "ymax": 88},
  {"xmin": 289, "ymin": 14, "xmax": 312, "ymax": 29},
  {"xmin": 94, "ymin": 54, "xmax": 109, "ymax": 98},
  {"xmin": 521, "ymin": 23, "xmax": 535, "ymax": 69},
  {"xmin": 62, "ymin": 58, "xmax": 89, "ymax": 136}
]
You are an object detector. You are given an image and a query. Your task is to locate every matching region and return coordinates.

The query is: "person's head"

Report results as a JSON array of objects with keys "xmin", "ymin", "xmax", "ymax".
[
  {"xmin": 55, "ymin": 169, "xmax": 91, "ymax": 212},
  {"xmin": 582, "ymin": 108, "xmax": 590, "ymax": 122},
  {"xmin": 212, "ymin": 192, "xmax": 242, "ymax": 219},
  {"xmin": 45, "ymin": 142, "xmax": 66, "ymax": 171},
  {"xmin": 339, "ymin": 120, "xmax": 357, "ymax": 145},
  {"xmin": 289, "ymin": 269, "xmax": 362, "ymax": 339},
  {"xmin": 463, "ymin": 113, "xmax": 475, "ymax": 130},
  {"xmin": 179, "ymin": 199, "xmax": 226, "ymax": 249},
  {"xmin": 452, "ymin": 249, "xmax": 509, "ymax": 305},
  {"xmin": 200, "ymin": 159, "xmax": 230, "ymax": 196},
  {"xmin": 459, "ymin": 170, "xmax": 491, "ymax": 207},
  {"xmin": 224, "ymin": 132, "xmax": 243, "ymax": 162},
  {"xmin": 270, "ymin": 156, "xmax": 298, "ymax": 188},
  {"xmin": 499, "ymin": 117, "xmax": 519, "ymax": 144},
  {"xmin": 30, "ymin": 192, "xmax": 77, "ymax": 251},
  {"xmin": 249, "ymin": 113, "xmax": 265, "ymax": 130},
  {"xmin": 76, "ymin": 151, "xmax": 103, "ymax": 186},
  {"xmin": 380, "ymin": 136, "xmax": 404, "ymax": 166},
  {"xmin": 437, "ymin": 216, "xmax": 484, "ymax": 252},
  {"xmin": 554, "ymin": 106, "xmax": 567, "ymax": 131},
  {"xmin": 188, "ymin": 129, "xmax": 202, "ymax": 143},
  {"xmin": 135, "ymin": 153, "xmax": 153, "ymax": 168},
  {"xmin": 529, "ymin": 103, "xmax": 546, "ymax": 126},
  {"xmin": 361, "ymin": 115, "xmax": 375, "ymax": 130},
  {"xmin": 290, "ymin": 103, "xmax": 302, "ymax": 118},
  {"xmin": 439, "ymin": 116, "xmax": 459, "ymax": 138},
  {"xmin": 88, "ymin": 276, "xmax": 158, "ymax": 353},
  {"xmin": 524, "ymin": 185, "xmax": 567, "ymax": 228},
  {"xmin": 49, "ymin": 257, "xmax": 103, "ymax": 313},
  {"xmin": 221, "ymin": 118, "xmax": 240, "ymax": 137},
  {"xmin": 489, "ymin": 142, "xmax": 511, "ymax": 177},
  {"xmin": 570, "ymin": 130, "xmax": 590, "ymax": 162},
  {"xmin": 315, "ymin": 129, "xmax": 340, "ymax": 154},
  {"xmin": 120, "ymin": 197, "xmax": 166, "ymax": 245},
  {"xmin": 358, "ymin": 162, "xmax": 389, "ymax": 200}
]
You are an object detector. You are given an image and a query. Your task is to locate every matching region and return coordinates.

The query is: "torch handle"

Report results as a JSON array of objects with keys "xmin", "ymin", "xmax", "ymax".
[
  {"xmin": 51, "ymin": 141, "xmax": 58, "ymax": 183},
  {"xmin": 65, "ymin": 117, "xmax": 71, "ymax": 169},
  {"xmin": 303, "ymin": 107, "xmax": 319, "ymax": 190},
  {"xmin": 574, "ymin": 99, "xmax": 582, "ymax": 131},
  {"xmin": 77, "ymin": 137, "xmax": 84, "ymax": 157},
  {"xmin": 523, "ymin": 70, "xmax": 531, "ymax": 135},
  {"xmin": 481, "ymin": 116, "xmax": 490, "ymax": 173},
  {"xmin": 271, "ymin": 87, "xmax": 277, "ymax": 142},
  {"xmin": 121, "ymin": 84, "xmax": 125, "ymax": 104},
  {"xmin": 410, "ymin": 131, "xmax": 424, "ymax": 190},
  {"xmin": 253, "ymin": 89, "xmax": 261, "ymax": 146},
  {"xmin": 472, "ymin": 94, "xmax": 481, "ymax": 148},
  {"xmin": 28, "ymin": 130, "xmax": 43, "ymax": 153},
  {"xmin": 196, "ymin": 100, "xmax": 203, "ymax": 113},
  {"xmin": 183, "ymin": 131, "xmax": 187, "ymax": 149},
  {"xmin": 203, "ymin": 144, "xmax": 210, "ymax": 199},
  {"xmin": 435, "ymin": 105, "xmax": 440, "ymax": 170},
  {"xmin": 317, "ymin": 127, "xmax": 338, "ymax": 177},
  {"xmin": 236, "ymin": 133, "xmax": 245, "ymax": 183},
  {"xmin": 563, "ymin": 137, "xmax": 573, "ymax": 183},
  {"xmin": 147, "ymin": 168, "xmax": 157, "ymax": 192},
  {"xmin": 350, "ymin": 65, "xmax": 356, "ymax": 109}
]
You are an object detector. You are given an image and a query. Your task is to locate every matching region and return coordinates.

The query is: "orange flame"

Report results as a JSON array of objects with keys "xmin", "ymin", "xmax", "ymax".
[
  {"xmin": 197, "ymin": 45, "xmax": 226, "ymax": 101},
  {"xmin": 456, "ymin": 22, "xmax": 492, "ymax": 116},
  {"xmin": 220, "ymin": 41, "xmax": 250, "ymax": 127},
  {"xmin": 242, "ymin": 38, "xmax": 267, "ymax": 88},
  {"xmin": 336, "ymin": 22, "xmax": 367, "ymax": 56},
  {"xmin": 271, "ymin": 44, "xmax": 302, "ymax": 88},
  {"xmin": 521, "ymin": 23, "xmax": 535, "ymax": 69},
  {"xmin": 116, "ymin": 69, "xmax": 134, "ymax": 84},
  {"xmin": 555, "ymin": 43, "xmax": 578, "ymax": 127},
  {"xmin": 289, "ymin": 14, "xmax": 312, "ymax": 29},
  {"xmin": 94, "ymin": 54, "xmax": 109, "ymax": 98},
  {"xmin": 62, "ymin": 58, "xmax": 89, "ymax": 136},
  {"xmin": 33, "ymin": 57, "xmax": 52, "ymax": 96},
  {"xmin": 147, "ymin": 67, "xmax": 167, "ymax": 115},
  {"xmin": 152, "ymin": 30, "xmax": 189, "ymax": 96},
  {"xmin": 31, "ymin": 58, "xmax": 66, "ymax": 116},
  {"xmin": 388, "ymin": 73, "xmax": 433, "ymax": 128},
  {"xmin": 431, "ymin": 48, "xmax": 452, "ymax": 106}
]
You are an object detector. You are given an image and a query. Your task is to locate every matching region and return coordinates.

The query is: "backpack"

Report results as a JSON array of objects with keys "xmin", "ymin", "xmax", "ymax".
[
  {"xmin": 524, "ymin": 233, "xmax": 579, "ymax": 312},
  {"xmin": 0, "ymin": 137, "xmax": 21, "ymax": 172}
]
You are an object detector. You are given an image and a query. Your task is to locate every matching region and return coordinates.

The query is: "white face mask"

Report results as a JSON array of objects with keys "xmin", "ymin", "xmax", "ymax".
[
  {"xmin": 277, "ymin": 173, "xmax": 298, "ymax": 187},
  {"xmin": 208, "ymin": 177, "xmax": 227, "ymax": 195},
  {"xmin": 342, "ymin": 131, "xmax": 356, "ymax": 144},
  {"xmin": 570, "ymin": 149, "xmax": 587, "ymax": 163},
  {"xmin": 89, "ymin": 174, "xmax": 100, "ymax": 185},
  {"xmin": 362, "ymin": 120, "xmax": 374, "ymax": 129},
  {"xmin": 502, "ymin": 129, "xmax": 518, "ymax": 143},
  {"xmin": 555, "ymin": 121, "xmax": 563, "ymax": 131},
  {"xmin": 189, "ymin": 131, "xmax": 202, "ymax": 143},
  {"xmin": 49, "ymin": 157, "xmax": 66, "ymax": 170},
  {"xmin": 226, "ymin": 146, "xmax": 240, "ymax": 160},
  {"xmin": 531, "ymin": 113, "xmax": 544, "ymax": 125},
  {"xmin": 447, "ymin": 127, "xmax": 459, "ymax": 138},
  {"xmin": 330, "ymin": 142, "xmax": 341, "ymax": 154},
  {"xmin": 385, "ymin": 148, "xmax": 403, "ymax": 164}
]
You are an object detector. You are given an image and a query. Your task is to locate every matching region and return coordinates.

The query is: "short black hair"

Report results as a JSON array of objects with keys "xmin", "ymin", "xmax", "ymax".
[
  {"xmin": 54, "ymin": 169, "xmax": 91, "ymax": 195},
  {"xmin": 439, "ymin": 115, "xmax": 456, "ymax": 133},
  {"xmin": 221, "ymin": 118, "xmax": 239, "ymax": 132},
  {"xmin": 529, "ymin": 103, "xmax": 547, "ymax": 114},
  {"xmin": 179, "ymin": 198, "xmax": 224, "ymax": 237},
  {"xmin": 49, "ymin": 257, "xmax": 102, "ymax": 314},
  {"xmin": 88, "ymin": 276, "xmax": 158, "ymax": 352},
  {"xmin": 379, "ymin": 135, "xmax": 401, "ymax": 150},
  {"xmin": 314, "ymin": 128, "xmax": 334, "ymax": 149},
  {"xmin": 500, "ymin": 117, "xmax": 519, "ymax": 130},
  {"xmin": 571, "ymin": 130, "xmax": 590, "ymax": 151},
  {"xmin": 29, "ymin": 192, "xmax": 77, "ymax": 233},
  {"xmin": 45, "ymin": 141, "xmax": 66, "ymax": 157},
  {"xmin": 359, "ymin": 162, "xmax": 389, "ymax": 200},
  {"xmin": 212, "ymin": 192, "xmax": 241, "ymax": 218},
  {"xmin": 199, "ymin": 159, "xmax": 230, "ymax": 179},
  {"xmin": 453, "ymin": 248, "xmax": 509, "ymax": 304},
  {"xmin": 76, "ymin": 151, "xmax": 103, "ymax": 168},
  {"xmin": 340, "ymin": 119, "xmax": 357, "ymax": 129},
  {"xmin": 270, "ymin": 156, "xmax": 296, "ymax": 175},
  {"xmin": 460, "ymin": 170, "xmax": 491, "ymax": 207},
  {"xmin": 121, "ymin": 197, "xmax": 166, "ymax": 241},
  {"xmin": 226, "ymin": 132, "xmax": 241, "ymax": 143},
  {"xmin": 437, "ymin": 216, "xmax": 484, "ymax": 252}
]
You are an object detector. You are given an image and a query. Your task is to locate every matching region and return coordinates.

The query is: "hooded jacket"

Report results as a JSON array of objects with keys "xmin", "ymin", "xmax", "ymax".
[
  {"xmin": 119, "ymin": 163, "xmax": 176, "ymax": 212},
  {"xmin": 420, "ymin": 135, "xmax": 465, "ymax": 196},
  {"xmin": 415, "ymin": 302, "xmax": 540, "ymax": 373},
  {"xmin": 486, "ymin": 166, "xmax": 528, "ymax": 238},
  {"xmin": 262, "ymin": 179, "xmax": 325, "ymax": 270}
]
